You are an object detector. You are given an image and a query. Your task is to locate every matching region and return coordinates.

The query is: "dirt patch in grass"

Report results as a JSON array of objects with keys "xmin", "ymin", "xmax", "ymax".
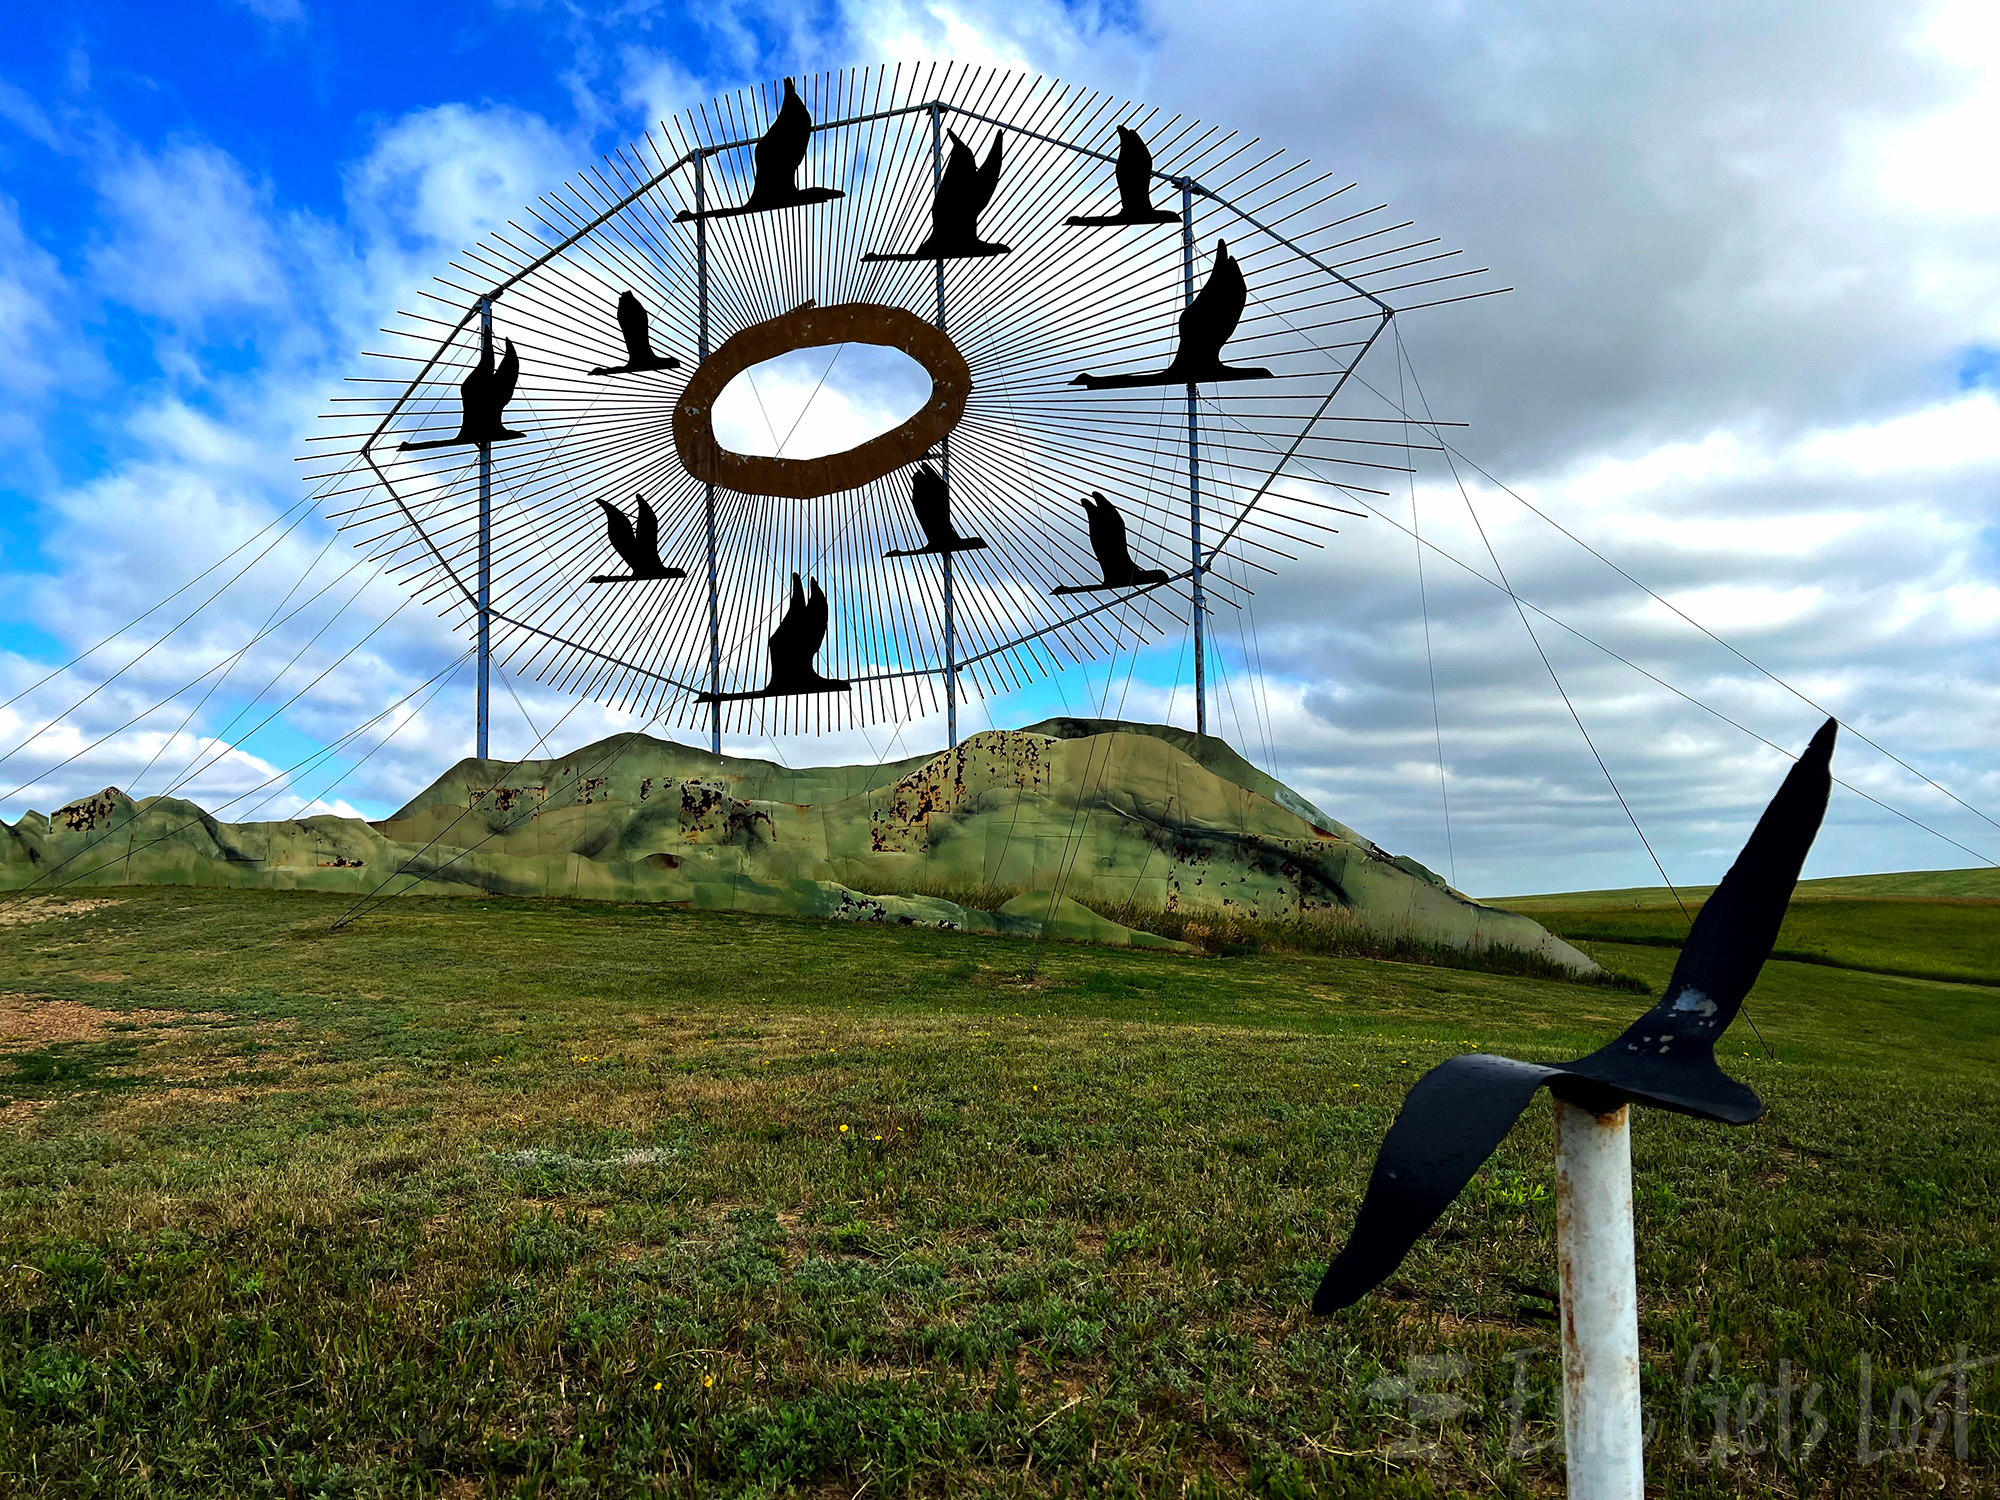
[
  {"xmin": 0, "ymin": 897, "xmax": 121, "ymax": 927},
  {"xmin": 0, "ymin": 1098, "xmax": 54, "ymax": 1127},
  {"xmin": 0, "ymin": 995, "xmax": 134, "ymax": 1050}
]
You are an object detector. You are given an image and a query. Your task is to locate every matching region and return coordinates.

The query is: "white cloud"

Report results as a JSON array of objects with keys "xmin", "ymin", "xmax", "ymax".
[{"xmin": 90, "ymin": 142, "xmax": 287, "ymax": 322}]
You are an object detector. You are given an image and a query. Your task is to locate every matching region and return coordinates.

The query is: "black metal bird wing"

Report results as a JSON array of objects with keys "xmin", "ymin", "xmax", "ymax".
[
  {"xmin": 673, "ymin": 78, "xmax": 845, "ymax": 222},
  {"xmin": 696, "ymin": 574, "xmax": 849, "ymax": 701},
  {"xmin": 1072, "ymin": 239, "xmax": 1273, "ymax": 389},
  {"xmin": 600, "ymin": 499, "xmax": 639, "ymax": 569},
  {"xmin": 1066, "ymin": 126, "xmax": 1180, "ymax": 227},
  {"xmin": 1313, "ymin": 718, "xmax": 1837, "ymax": 1315},
  {"xmin": 1053, "ymin": 492, "xmax": 1170, "ymax": 593}
]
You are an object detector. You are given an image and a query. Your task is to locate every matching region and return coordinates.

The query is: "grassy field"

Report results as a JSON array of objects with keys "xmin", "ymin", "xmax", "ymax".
[
  {"xmin": 1496, "ymin": 871, "xmax": 2000, "ymax": 988},
  {"xmin": 1, "ymin": 887, "xmax": 1996, "ymax": 1497}
]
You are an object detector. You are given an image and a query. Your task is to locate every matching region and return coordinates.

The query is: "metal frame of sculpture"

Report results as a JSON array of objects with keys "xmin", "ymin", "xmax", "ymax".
[{"xmin": 311, "ymin": 66, "xmax": 1504, "ymax": 749}]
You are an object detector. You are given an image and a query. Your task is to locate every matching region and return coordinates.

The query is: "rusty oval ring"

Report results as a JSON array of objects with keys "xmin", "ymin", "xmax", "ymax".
[{"xmin": 672, "ymin": 302, "xmax": 971, "ymax": 500}]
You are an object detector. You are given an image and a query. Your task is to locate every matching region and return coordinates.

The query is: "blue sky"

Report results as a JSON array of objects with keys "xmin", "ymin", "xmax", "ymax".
[{"xmin": 2, "ymin": 0, "xmax": 1997, "ymax": 895}]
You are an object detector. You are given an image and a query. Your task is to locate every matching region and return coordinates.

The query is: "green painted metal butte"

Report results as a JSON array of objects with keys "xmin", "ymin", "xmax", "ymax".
[{"xmin": 0, "ymin": 720, "xmax": 1591, "ymax": 968}]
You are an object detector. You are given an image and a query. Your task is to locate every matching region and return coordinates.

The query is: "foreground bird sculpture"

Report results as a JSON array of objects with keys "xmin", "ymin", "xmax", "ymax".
[
  {"xmin": 1052, "ymin": 492, "xmax": 1170, "ymax": 593},
  {"xmin": 1065, "ymin": 126, "xmax": 1181, "ymax": 227},
  {"xmin": 399, "ymin": 320, "xmax": 523, "ymax": 450},
  {"xmin": 586, "ymin": 292, "xmax": 681, "ymax": 377},
  {"xmin": 696, "ymin": 574, "xmax": 849, "ymax": 702},
  {"xmin": 674, "ymin": 78, "xmax": 844, "ymax": 222},
  {"xmin": 586, "ymin": 495, "xmax": 686, "ymax": 583},
  {"xmin": 884, "ymin": 463, "xmax": 986, "ymax": 558},
  {"xmin": 1073, "ymin": 239, "xmax": 1272, "ymax": 389},
  {"xmin": 1315, "ymin": 717, "xmax": 1838, "ymax": 1317},
  {"xmin": 862, "ymin": 130, "xmax": 1008, "ymax": 261}
]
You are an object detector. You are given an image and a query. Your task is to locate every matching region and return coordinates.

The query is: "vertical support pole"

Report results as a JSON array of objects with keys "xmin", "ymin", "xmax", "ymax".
[
  {"xmin": 697, "ymin": 154, "xmax": 721, "ymax": 758},
  {"xmin": 931, "ymin": 103, "xmax": 956, "ymax": 750},
  {"xmin": 1181, "ymin": 181, "xmax": 1205, "ymax": 738},
  {"xmin": 1554, "ymin": 1096, "xmax": 1645, "ymax": 1500},
  {"xmin": 476, "ymin": 295, "xmax": 493, "ymax": 762}
]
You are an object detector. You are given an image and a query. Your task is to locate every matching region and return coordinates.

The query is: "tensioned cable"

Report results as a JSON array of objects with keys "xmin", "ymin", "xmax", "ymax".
[{"xmin": 1398, "ymin": 334, "xmax": 1456, "ymax": 887}]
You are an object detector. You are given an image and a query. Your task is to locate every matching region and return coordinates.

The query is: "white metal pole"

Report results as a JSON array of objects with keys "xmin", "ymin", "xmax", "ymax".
[
  {"xmin": 697, "ymin": 154, "xmax": 720, "ymax": 758},
  {"xmin": 931, "ymin": 104, "xmax": 956, "ymax": 750},
  {"xmin": 1180, "ymin": 181, "xmax": 1205, "ymax": 738},
  {"xmin": 475, "ymin": 295, "xmax": 492, "ymax": 762},
  {"xmin": 1554, "ymin": 1096, "xmax": 1644, "ymax": 1500}
]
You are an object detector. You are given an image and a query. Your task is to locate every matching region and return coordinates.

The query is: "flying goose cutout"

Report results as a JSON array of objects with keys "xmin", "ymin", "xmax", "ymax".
[
  {"xmin": 1313, "ymin": 718, "xmax": 1838, "ymax": 1315},
  {"xmin": 696, "ymin": 574, "xmax": 850, "ymax": 702},
  {"xmin": 1073, "ymin": 239, "xmax": 1273, "ymax": 389},
  {"xmin": 884, "ymin": 463, "xmax": 986, "ymax": 558},
  {"xmin": 399, "ymin": 320, "xmax": 523, "ymax": 451},
  {"xmin": 587, "ymin": 292, "xmax": 681, "ymax": 377},
  {"xmin": 1052, "ymin": 492, "xmax": 1170, "ymax": 593},
  {"xmin": 674, "ymin": 78, "xmax": 845, "ymax": 222},
  {"xmin": 587, "ymin": 495, "xmax": 686, "ymax": 583},
  {"xmin": 1065, "ymin": 126, "xmax": 1180, "ymax": 227},
  {"xmin": 862, "ymin": 130, "xmax": 1009, "ymax": 262}
]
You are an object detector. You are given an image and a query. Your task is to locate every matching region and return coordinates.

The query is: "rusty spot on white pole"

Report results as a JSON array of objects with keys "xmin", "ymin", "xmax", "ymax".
[{"xmin": 1555, "ymin": 1095, "xmax": 1643, "ymax": 1499}]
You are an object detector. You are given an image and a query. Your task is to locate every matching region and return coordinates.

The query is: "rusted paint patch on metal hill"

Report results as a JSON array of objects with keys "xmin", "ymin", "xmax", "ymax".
[{"xmin": 57, "ymin": 792, "xmax": 122, "ymax": 832}]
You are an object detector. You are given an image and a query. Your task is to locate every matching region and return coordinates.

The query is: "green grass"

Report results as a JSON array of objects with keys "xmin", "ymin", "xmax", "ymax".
[
  {"xmin": 1497, "ymin": 865, "xmax": 2000, "ymax": 905},
  {"xmin": 1496, "ymin": 894, "xmax": 2000, "ymax": 988},
  {"xmin": 1, "ymin": 887, "xmax": 1996, "ymax": 1498}
]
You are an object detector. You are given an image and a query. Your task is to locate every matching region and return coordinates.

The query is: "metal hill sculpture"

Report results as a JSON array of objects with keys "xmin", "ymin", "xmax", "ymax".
[{"xmin": 1315, "ymin": 717, "xmax": 1838, "ymax": 1500}]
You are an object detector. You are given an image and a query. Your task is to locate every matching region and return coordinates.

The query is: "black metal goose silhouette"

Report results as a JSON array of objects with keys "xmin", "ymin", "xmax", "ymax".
[
  {"xmin": 587, "ymin": 292, "xmax": 681, "ymax": 376},
  {"xmin": 862, "ymin": 130, "xmax": 1008, "ymax": 262},
  {"xmin": 1313, "ymin": 718, "xmax": 1838, "ymax": 1315},
  {"xmin": 399, "ymin": 321, "xmax": 523, "ymax": 450},
  {"xmin": 695, "ymin": 573, "xmax": 850, "ymax": 702},
  {"xmin": 1053, "ymin": 492, "xmax": 1170, "ymax": 593},
  {"xmin": 1066, "ymin": 126, "xmax": 1180, "ymax": 227},
  {"xmin": 1073, "ymin": 239, "xmax": 1274, "ymax": 390},
  {"xmin": 674, "ymin": 78, "xmax": 845, "ymax": 223},
  {"xmin": 587, "ymin": 495, "xmax": 686, "ymax": 583},
  {"xmin": 884, "ymin": 463, "xmax": 986, "ymax": 558}
]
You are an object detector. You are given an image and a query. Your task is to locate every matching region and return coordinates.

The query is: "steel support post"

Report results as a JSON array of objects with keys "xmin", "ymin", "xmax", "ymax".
[
  {"xmin": 476, "ymin": 295, "xmax": 493, "ymax": 761},
  {"xmin": 697, "ymin": 155, "xmax": 721, "ymax": 757},
  {"xmin": 931, "ymin": 104, "xmax": 956, "ymax": 749},
  {"xmin": 1554, "ymin": 1096, "xmax": 1645, "ymax": 1500},
  {"xmin": 1181, "ymin": 182, "xmax": 1205, "ymax": 737}
]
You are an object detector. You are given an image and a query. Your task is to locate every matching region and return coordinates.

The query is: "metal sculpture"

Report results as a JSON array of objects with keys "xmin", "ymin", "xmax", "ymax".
[
  {"xmin": 1074, "ymin": 239, "xmax": 1272, "ymax": 389},
  {"xmin": 862, "ymin": 130, "xmax": 1009, "ymax": 262},
  {"xmin": 587, "ymin": 291, "xmax": 682, "ymax": 376},
  {"xmin": 673, "ymin": 77, "xmax": 845, "ymax": 222},
  {"xmin": 317, "ymin": 67, "xmax": 1503, "ymax": 746},
  {"xmin": 588, "ymin": 496, "xmax": 686, "ymax": 583},
  {"xmin": 398, "ymin": 320, "xmax": 522, "ymax": 450},
  {"xmin": 696, "ymin": 574, "xmax": 849, "ymax": 702},
  {"xmin": 885, "ymin": 463, "xmax": 986, "ymax": 558},
  {"xmin": 1053, "ymin": 492, "xmax": 1169, "ymax": 593},
  {"xmin": 1065, "ymin": 126, "xmax": 1180, "ymax": 227},
  {"xmin": 1315, "ymin": 717, "xmax": 1837, "ymax": 1498}
]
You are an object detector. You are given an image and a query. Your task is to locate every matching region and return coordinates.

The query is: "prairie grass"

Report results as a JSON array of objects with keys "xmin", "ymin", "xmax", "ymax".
[{"xmin": 0, "ymin": 887, "xmax": 1994, "ymax": 1498}]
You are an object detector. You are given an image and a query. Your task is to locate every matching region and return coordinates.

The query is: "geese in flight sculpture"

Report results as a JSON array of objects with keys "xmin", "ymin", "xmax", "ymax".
[
  {"xmin": 862, "ymin": 130, "xmax": 1009, "ymax": 262},
  {"xmin": 399, "ymin": 320, "xmax": 524, "ymax": 451},
  {"xmin": 674, "ymin": 78, "xmax": 845, "ymax": 222},
  {"xmin": 587, "ymin": 495, "xmax": 686, "ymax": 583},
  {"xmin": 884, "ymin": 463, "xmax": 987, "ymax": 558},
  {"xmin": 1073, "ymin": 239, "xmax": 1273, "ymax": 389},
  {"xmin": 1052, "ymin": 492, "xmax": 1171, "ymax": 594},
  {"xmin": 587, "ymin": 291, "xmax": 682, "ymax": 377},
  {"xmin": 1065, "ymin": 126, "xmax": 1181, "ymax": 227},
  {"xmin": 696, "ymin": 574, "xmax": 850, "ymax": 702}
]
